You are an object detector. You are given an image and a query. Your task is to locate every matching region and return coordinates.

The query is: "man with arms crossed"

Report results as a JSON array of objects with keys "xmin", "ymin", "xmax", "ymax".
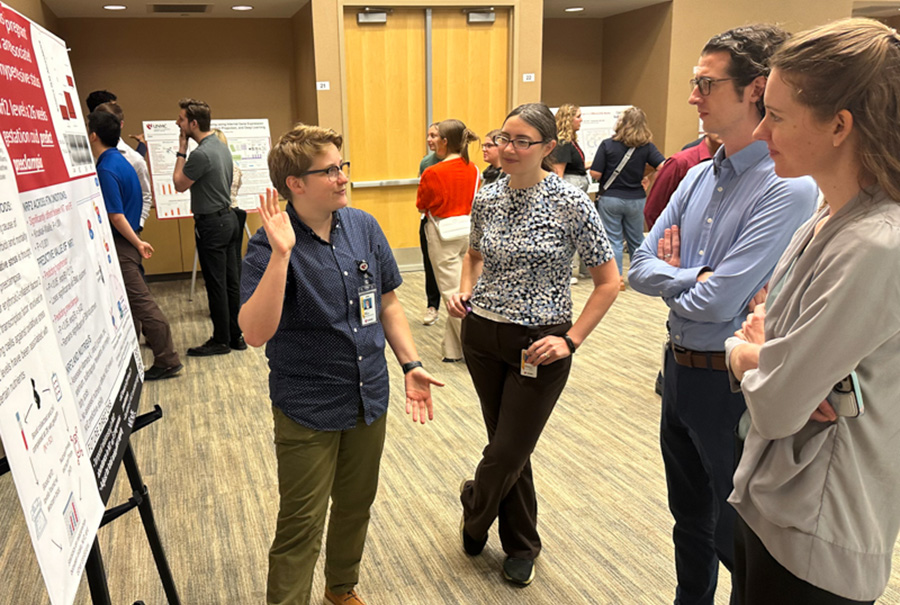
[
  {"xmin": 172, "ymin": 98, "xmax": 244, "ymax": 355},
  {"xmin": 629, "ymin": 25, "xmax": 817, "ymax": 604}
]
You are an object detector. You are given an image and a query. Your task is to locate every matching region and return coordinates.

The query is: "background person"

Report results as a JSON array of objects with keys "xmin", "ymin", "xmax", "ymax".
[
  {"xmin": 418, "ymin": 122, "xmax": 443, "ymax": 326},
  {"xmin": 239, "ymin": 124, "xmax": 442, "ymax": 605},
  {"xmin": 481, "ymin": 129, "xmax": 503, "ymax": 186},
  {"xmin": 416, "ymin": 119, "xmax": 480, "ymax": 363},
  {"xmin": 590, "ymin": 107, "xmax": 665, "ymax": 290},
  {"xmin": 727, "ymin": 19, "xmax": 900, "ymax": 605},
  {"xmin": 449, "ymin": 103, "xmax": 619, "ymax": 587},
  {"xmin": 213, "ymin": 128, "xmax": 246, "ymax": 280}
]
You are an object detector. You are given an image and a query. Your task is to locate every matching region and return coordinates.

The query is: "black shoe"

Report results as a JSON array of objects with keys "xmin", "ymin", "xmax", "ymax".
[
  {"xmin": 230, "ymin": 335, "xmax": 247, "ymax": 350},
  {"xmin": 502, "ymin": 557, "xmax": 535, "ymax": 586},
  {"xmin": 144, "ymin": 363, "xmax": 184, "ymax": 381},
  {"xmin": 187, "ymin": 339, "xmax": 231, "ymax": 357}
]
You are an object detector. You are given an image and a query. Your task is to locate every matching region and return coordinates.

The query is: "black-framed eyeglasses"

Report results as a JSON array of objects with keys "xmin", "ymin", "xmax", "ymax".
[
  {"xmin": 300, "ymin": 161, "xmax": 350, "ymax": 181},
  {"xmin": 493, "ymin": 134, "xmax": 547, "ymax": 150},
  {"xmin": 482, "ymin": 142, "xmax": 498, "ymax": 150},
  {"xmin": 690, "ymin": 76, "xmax": 736, "ymax": 96}
]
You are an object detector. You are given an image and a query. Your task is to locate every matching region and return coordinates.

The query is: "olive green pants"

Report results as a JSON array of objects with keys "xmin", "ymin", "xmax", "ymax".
[{"xmin": 267, "ymin": 407, "xmax": 387, "ymax": 605}]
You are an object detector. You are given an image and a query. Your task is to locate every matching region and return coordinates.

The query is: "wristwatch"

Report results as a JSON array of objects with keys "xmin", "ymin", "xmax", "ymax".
[
  {"xmin": 175, "ymin": 151, "xmax": 187, "ymax": 158},
  {"xmin": 562, "ymin": 334, "xmax": 577, "ymax": 355},
  {"xmin": 401, "ymin": 361, "xmax": 423, "ymax": 374}
]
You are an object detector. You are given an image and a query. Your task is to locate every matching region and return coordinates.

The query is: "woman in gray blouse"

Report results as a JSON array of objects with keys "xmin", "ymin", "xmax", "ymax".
[
  {"xmin": 726, "ymin": 19, "xmax": 900, "ymax": 605},
  {"xmin": 447, "ymin": 103, "xmax": 619, "ymax": 587}
]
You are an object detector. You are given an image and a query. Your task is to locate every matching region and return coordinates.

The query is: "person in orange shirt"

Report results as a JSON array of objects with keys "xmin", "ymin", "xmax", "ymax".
[{"xmin": 416, "ymin": 119, "xmax": 480, "ymax": 362}]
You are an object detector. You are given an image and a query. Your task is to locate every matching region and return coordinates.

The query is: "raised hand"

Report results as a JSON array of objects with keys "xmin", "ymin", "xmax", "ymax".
[{"xmin": 258, "ymin": 188, "xmax": 295, "ymax": 257}]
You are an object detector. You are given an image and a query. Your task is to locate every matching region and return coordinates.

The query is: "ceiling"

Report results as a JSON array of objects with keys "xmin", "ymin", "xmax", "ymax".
[
  {"xmin": 39, "ymin": 0, "xmax": 900, "ymax": 20},
  {"xmin": 42, "ymin": 0, "xmax": 669, "ymax": 20}
]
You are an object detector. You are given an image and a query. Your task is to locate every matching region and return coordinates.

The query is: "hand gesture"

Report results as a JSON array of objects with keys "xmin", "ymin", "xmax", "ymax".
[
  {"xmin": 129, "ymin": 133, "xmax": 146, "ymax": 145},
  {"xmin": 404, "ymin": 367, "xmax": 444, "ymax": 424},
  {"xmin": 178, "ymin": 128, "xmax": 188, "ymax": 152},
  {"xmin": 447, "ymin": 292, "xmax": 471, "ymax": 318},
  {"xmin": 258, "ymin": 188, "xmax": 295, "ymax": 257},
  {"xmin": 735, "ymin": 304, "xmax": 766, "ymax": 345},
  {"xmin": 657, "ymin": 225, "xmax": 681, "ymax": 267},
  {"xmin": 136, "ymin": 240, "xmax": 154, "ymax": 259},
  {"xmin": 525, "ymin": 335, "xmax": 572, "ymax": 366}
]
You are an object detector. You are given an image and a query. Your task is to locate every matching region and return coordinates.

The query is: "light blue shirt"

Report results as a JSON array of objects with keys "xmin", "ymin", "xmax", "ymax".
[{"xmin": 629, "ymin": 140, "xmax": 818, "ymax": 351}]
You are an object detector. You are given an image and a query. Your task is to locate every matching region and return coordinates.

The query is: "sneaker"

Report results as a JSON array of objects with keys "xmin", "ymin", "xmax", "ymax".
[
  {"xmin": 423, "ymin": 306, "xmax": 439, "ymax": 326},
  {"xmin": 502, "ymin": 557, "xmax": 535, "ymax": 586},
  {"xmin": 570, "ymin": 276, "xmax": 579, "ymax": 285},
  {"xmin": 230, "ymin": 335, "xmax": 247, "ymax": 350},
  {"xmin": 324, "ymin": 587, "xmax": 366, "ymax": 604},
  {"xmin": 187, "ymin": 339, "xmax": 231, "ymax": 357},
  {"xmin": 143, "ymin": 363, "xmax": 184, "ymax": 381}
]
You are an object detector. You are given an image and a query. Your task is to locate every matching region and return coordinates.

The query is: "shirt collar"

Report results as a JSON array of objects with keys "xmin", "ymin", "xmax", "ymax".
[
  {"xmin": 286, "ymin": 202, "xmax": 341, "ymax": 244},
  {"xmin": 96, "ymin": 147, "xmax": 118, "ymax": 164},
  {"xmin": 713, "ymin": 139, "xmax": 768, "ymax": 177}
]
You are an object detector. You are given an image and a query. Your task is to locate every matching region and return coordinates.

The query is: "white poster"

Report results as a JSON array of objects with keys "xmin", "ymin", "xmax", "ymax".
[
  {"xmin": 552, "ymin": 105, "xmax": 631, "ymax": 193},
  {"xmin": 0, "ymin": 4, "xmax": 143, "ymax": 604},
  {"xmin": 143, "ymin": 118, "xmax": 271, "ymax": 218}
]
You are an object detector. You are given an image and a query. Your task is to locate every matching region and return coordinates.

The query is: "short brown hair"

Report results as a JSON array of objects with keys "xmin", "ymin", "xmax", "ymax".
[
  {"xmin": 178, "ymin": 97, "xmax": 211, "ymax": 131},
  {"xmin": 268, "ymin": 123, "xmax": 343, "ymax": 200},
  {"xmin": 96, "ymin": 101, "xmax": 124, "ymax": 122}
]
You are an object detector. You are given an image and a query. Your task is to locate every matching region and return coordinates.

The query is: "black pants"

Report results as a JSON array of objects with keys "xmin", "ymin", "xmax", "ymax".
[
  {"xmin": 194, "ymin": 209, "xmax": 241, "ymax": 345},
  {"xmin": 233, "ymin": 207, "xmax": 247, "ymax": 283},
  {"xmin": 419, "ymin": 216, "xmax": 441, "ymax": 309},
  {"xmin": 459, "ymin": 313, "xmax": 571, "ymax": 560},
  {"xmin": 660, "ymin": 348, "xmax": 746, "ymax": 605},
  {"xmin": 733, "ymin": 515, "xmax": 874, "ymax": 605}
]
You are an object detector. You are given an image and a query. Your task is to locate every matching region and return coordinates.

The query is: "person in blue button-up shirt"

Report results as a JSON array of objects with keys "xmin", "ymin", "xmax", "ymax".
[
  {"xmin": 629, "ymin": 25, "xmax": 818, "ymax": 605},
  {"xmin": 239, "ymin": 124, "xmax": 442, "ymax": 605}
]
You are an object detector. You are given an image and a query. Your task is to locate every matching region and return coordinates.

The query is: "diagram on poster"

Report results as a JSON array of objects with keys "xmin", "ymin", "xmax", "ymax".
[
  {"xmin": 0, "ymin": 4, "xmax": 143, "ymax": 604},
  {"xmin": 143, "ymin": 118, "xmax": 271, "ymax": 218}
]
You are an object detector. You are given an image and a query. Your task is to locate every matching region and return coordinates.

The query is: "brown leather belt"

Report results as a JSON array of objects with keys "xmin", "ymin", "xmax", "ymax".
[{"xmin": 671, "ymin": 343, "xmax": 728, "ymax": 372}]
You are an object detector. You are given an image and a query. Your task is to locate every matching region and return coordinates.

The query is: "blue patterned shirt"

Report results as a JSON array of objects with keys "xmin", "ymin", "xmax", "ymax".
[
  {"xmin": 469, "ymin": 173, "xmax": 612, "ymax": 325},
  {"xmin": 240, "ymin": 205, "xmax": 402, "ymax": 431},
  {"xmin": 629, "ymin": 141, "xmax": 818, "ymax": 351}
]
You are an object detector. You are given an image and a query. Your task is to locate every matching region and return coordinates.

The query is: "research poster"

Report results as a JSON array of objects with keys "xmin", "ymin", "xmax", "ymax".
[
  {"xmin": 143, "ymin": 118, "xmax": 271, "ymax": 218},
  {"xmin": 0, "ymin": 4, "xmax": 143, "ymax": 604}
]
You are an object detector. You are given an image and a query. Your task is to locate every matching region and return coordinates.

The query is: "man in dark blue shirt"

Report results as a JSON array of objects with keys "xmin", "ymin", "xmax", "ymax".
[
  {"xmin": 240, "ymin": 124, "xmax": 442, "ymax": 605},
  {"xmin": 88, "ymin": 111, "xmax": 182, "ymax": 380}
]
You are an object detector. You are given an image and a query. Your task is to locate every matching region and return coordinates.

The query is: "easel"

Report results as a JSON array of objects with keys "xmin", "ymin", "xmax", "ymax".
[{"xmin": 1, "ymin": 405, "xmax": 181, "ymax": 605}]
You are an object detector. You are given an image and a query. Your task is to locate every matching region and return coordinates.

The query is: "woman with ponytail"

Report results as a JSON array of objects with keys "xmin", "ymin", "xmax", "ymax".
[{"xmin": 416, "ymin": 119, "xmax": 481, "ymax": 362}]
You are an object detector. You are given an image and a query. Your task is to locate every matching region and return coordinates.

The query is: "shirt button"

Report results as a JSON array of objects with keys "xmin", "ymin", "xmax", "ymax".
[
  {"xmin": 358, "ymin": 356, "xmax": 363, "ymax": 361},
  {"xmin": 675, "ymin": 335, "xmax": 680, "ymax": 340},
  {"xmin": 717, "ymin": 187, "xmax": 723, "ymax": 192},
  {"xmin": 350, "ymin": 300, "xmax": 354, "ymax": 305},
  {"xmin": 698, "ymin": 250, "xmax": 704, "ymax": 256},
  {"xmin": 359, "ymin": 381, "xmax": 364, "ymax": 387},
  {"xmin": 343, "ymin": 271, "xmax": 348, "ymax": 276},
  {"xmin": 707, "ymin": 218, "xmax": 713, "ymax": 223},
  {"xmin": 353, "ymin": 328, "xmax": 358, "ymax": 333}
]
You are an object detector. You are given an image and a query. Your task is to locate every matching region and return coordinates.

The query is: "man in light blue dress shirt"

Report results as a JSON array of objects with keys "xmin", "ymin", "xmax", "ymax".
[{"xmin": 629, "ymin": 25, "xmax": 818, "ymax": 605}]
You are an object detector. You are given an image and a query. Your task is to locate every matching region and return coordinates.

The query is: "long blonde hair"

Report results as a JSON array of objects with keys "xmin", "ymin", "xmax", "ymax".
[
  {"xmin": 772, "ymin": 18, "xmax": 900, "ymax": 201},
  {"xmin": 555, "ymin": 104, "xmax": 580, "ymax": 145},
  {"xmin": 612, "ymin": 107, "xmax": 652, "ymax": 148}
]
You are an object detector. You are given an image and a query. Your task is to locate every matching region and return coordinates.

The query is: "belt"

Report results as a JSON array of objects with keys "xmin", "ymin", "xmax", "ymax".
[
  {"xmin": 670, "ymin": 342, "xmax": 728, "ymax": 372},
  {"xmin": 194, "ymin": 207, "xmax": 232, "ymax": 219}
]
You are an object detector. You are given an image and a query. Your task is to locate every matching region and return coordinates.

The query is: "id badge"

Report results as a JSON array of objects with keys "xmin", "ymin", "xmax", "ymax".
[
  {"xmin": 520, "ymin": 349, "xmax": 538, "ymax": 378},
  {"xmin": 359, "ymin": 284, "xmax": 377, "ymax": 326}
]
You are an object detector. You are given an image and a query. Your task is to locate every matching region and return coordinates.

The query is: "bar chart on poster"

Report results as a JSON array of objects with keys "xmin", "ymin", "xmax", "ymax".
[
  {"xmin": 143, "ymin": 118, "xmax": 271, "ymax": 218},
  {"xmin": 0, "ymin": 4, "xmax": 143, "ymax": 604}
]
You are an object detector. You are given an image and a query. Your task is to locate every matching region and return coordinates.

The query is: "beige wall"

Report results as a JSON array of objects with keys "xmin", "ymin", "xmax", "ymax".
[
  {"xmin": 292, "ymin": 2, "xmax": 319, "ymax": 127},
  {"xmin": 663, "ymin": 0, "xmax": 855, "ymax": 155},
  {"xmin": 541, "ymin": 18, "xmax": 602, "ymax": 107},
  {"xmin": 3, "ymin": 0, "xmax": 59, "ymax": 33},
  {"xmin": 602, "ymin": 3, "xmax": 672, "ymax": 153}
]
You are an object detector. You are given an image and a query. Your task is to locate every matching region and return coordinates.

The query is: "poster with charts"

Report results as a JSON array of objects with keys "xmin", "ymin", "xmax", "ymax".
[
  {"xmin": 143, "ymin": 118, "xmax": 271, "ymax": 218},
  {"xmin": 0, "ymin": 4, "xmax": 143, "ymax": 604}
]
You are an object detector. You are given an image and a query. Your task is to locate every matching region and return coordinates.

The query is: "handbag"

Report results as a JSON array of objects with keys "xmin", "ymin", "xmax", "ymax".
[
  {"xmin": 599, "ymin": 147, "xmax": 636, "ymax": 195},
  {"xmin": 429, "ymin": 213, "xmax": 471, "ymax": 241}
]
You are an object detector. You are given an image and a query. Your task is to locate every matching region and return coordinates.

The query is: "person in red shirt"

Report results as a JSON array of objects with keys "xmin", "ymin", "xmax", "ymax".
[
  {"xmin": 644, "ymin": 132, "xmax": 722, "ymax": 230},
  {"xmin": 416, "ymin": 119, "xmax": 480, "ymax": 362}
]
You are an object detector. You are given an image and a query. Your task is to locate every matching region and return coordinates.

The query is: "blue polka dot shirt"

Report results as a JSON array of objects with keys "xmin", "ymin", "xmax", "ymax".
[{"xmin": 241, "ymin": 204, "xmax": 402, "ymax": 431}]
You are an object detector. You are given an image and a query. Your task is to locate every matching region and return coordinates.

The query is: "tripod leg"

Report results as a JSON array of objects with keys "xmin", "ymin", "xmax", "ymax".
[
  {"xmin": 122, "ymin": 444, "xmax": 182, "ymax": 605},
  {"xmin": 86, "ymin": 538, "xmax": 113, "ymax": 605}
]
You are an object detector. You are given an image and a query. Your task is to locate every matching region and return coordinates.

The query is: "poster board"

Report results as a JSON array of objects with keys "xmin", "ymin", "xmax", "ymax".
[
  {"xmin": 551, "ymin": 105, "xmax": 632, "ymax": 193},
  {"xmin": 0, "ymin": 4, "xmax": 143, "ymax": 603},
  {"xmin": 143, "ymin": 118, "xmax": 271, "ymax": 218}
]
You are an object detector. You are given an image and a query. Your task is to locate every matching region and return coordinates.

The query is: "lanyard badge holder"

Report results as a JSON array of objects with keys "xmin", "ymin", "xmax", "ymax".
[{"xmin": 357, "ymin": 260, "xmax": 377, "ymax": 326}]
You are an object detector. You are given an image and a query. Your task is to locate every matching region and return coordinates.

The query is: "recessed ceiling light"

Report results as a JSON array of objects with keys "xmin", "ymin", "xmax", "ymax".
[
  {"xmin": 232, "ymin": 4, "xmax": 254, "ymax": 10},
  {"xmin": 103, "ymin": 4, "xmax": 127, "ymax": 9},
  {"xmin": 565, "ymin": 6, "xmax": 585, "ymax": 12}
]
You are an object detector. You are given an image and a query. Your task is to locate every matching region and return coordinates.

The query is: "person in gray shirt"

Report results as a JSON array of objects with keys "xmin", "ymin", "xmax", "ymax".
[{"xmin": 173, "ymin": 98, "xmax": 244, "ymax": 356}]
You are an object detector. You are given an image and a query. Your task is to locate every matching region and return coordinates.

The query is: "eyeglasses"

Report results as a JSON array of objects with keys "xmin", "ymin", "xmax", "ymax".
[
  {"xmin": 690, "ymin": 76, "xmax": 737, "ymax": 96},
  {"xmin": 300, "ymin": 161, "xmax": 350, "ymax": 181},
  {"xmin": 482, "ymin": 143, "xmax": 497, "ymax": 150},
  {"xmin": 492, "ymin": 134, "xmax": 547, "ymax": 150}
]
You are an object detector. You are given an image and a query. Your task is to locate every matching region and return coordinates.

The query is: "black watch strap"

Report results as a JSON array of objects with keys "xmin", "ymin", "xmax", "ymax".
[
  {"xmin": 562, "ymin": 334, "xmax": 577, "ymax": 355},
  {"xmin": 176, "ymin": 151, "xmax": 187, "ymax": 158},
  {"xmin": 402, "ymin": 360, "xmax": 423, "ymax": 374}
]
